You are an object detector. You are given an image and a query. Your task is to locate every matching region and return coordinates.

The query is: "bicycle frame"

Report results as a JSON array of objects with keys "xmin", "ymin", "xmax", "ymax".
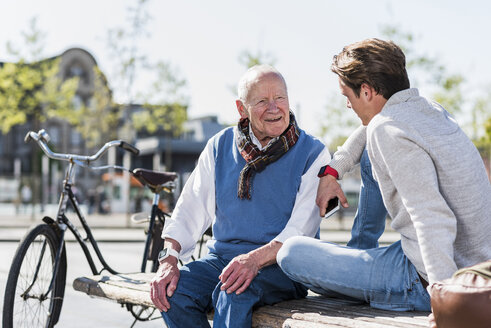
[
  {"xmin": 23, "ymin": 129, "xmax": 140, "ymax": 299},
  {"xmin": 40, "ymin": 160, "xmax": 123, "ymax": 299},
  {"xmin": 141, "ymin": 192, "xmax": 160, "ymax": 273},
  {"xmin": 6, "ymin": 129, "xmax": 188, "ymax": 327}
]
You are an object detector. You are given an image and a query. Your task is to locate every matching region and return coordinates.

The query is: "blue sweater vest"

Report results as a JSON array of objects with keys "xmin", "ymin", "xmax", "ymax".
[{"xmin": 207, "ymin": 127, "xmax": 324, "ymax": 259}]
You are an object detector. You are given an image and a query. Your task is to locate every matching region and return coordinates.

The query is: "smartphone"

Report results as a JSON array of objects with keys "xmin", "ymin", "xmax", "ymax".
[{"xmin": 324, "ymin": 197, "xmax": 340, "ymax": 218}]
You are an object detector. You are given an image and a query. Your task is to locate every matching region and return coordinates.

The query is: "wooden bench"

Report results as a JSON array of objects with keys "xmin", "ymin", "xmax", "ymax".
[{"xmin": 73, "ymin": 273, "xmax": 430, "ymax": 327}]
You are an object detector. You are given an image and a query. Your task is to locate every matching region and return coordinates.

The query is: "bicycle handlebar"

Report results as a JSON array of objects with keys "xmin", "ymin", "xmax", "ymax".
[
  {"xmin": 24, "ymin": 129, "xmax": 140, "ymax": 164},
  {"xmin": 119, "ymin": 141, "xmax": 140, "ymax": 155}
]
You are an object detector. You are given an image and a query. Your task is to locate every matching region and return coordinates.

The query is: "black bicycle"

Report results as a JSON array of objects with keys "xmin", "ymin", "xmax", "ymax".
[{"xmin": 2, "ymin": 129, "xmax": 182, "ymax": 328}]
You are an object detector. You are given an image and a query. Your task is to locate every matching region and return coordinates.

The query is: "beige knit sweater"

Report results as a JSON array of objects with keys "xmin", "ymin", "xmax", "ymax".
[{"xmin": 330, "ymin": 88, "xmax": 491, "ymax": 284}]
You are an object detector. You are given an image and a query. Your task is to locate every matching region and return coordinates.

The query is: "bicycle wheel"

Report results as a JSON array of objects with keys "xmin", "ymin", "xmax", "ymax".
[{"xmin": 3, "ymin": 224, "xmax": 67, "ymax": 328}]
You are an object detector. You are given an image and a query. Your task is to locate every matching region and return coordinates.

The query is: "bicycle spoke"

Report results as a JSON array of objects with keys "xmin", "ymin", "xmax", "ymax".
[{"xmin": 11, "ymin": 232, "xmax": 56, "ymax": 328}]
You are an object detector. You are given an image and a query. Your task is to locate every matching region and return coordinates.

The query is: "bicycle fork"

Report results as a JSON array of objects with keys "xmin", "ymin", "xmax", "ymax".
[
  {"xmin": 42, "ymin": 228, "xmax": 66, "ymax": 300},
  {"xmin": 18, "ymin": 219, "xmax": 65, "ymax": 305},
  {"xmin": 27, "ymin": 163, "xmax": 73, "ymax": 301}
]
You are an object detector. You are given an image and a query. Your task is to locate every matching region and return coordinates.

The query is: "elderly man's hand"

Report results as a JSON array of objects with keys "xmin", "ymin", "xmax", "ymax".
[
  {"xmin": 316, "ymin": 174, "xmax": 349, "ymax": 216},
  {"xmin": 150, "ymin": 258, "xmax": 180, "ymax": 312},
  {"xmin": 219, "ymin": 253, "xmax": 260, "ymax": 295}
]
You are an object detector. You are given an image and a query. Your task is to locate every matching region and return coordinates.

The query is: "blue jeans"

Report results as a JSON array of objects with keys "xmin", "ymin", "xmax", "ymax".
[
  {"xmin": 347, "ymin": 149, "xmax": 388, "ymax": 249},
  {"xmin": 161, "ymin": 253, "xmax": 307, "ymax": 328},
  {"xmin": 277, "ymin": 149, "xmax": 430, "ymax": 311},
  {"xmin": 277, "ymin": 239, "xmax": 431, "ymax": 311}
]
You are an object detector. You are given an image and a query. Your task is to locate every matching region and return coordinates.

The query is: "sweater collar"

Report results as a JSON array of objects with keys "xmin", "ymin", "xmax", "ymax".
[{"xmin": 383, "ymin": 88, "xmax": 419, "ymax": 109}]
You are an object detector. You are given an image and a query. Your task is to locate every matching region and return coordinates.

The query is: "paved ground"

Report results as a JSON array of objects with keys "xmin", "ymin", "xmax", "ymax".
[
  {"xmin": 0, "ymin": 203, "xmax": 400, "ymax": 327},
  {"xmin": 0, "ymin": 241, "xmax": 166, "ymax": 328},
  {"xmin": 0, "ymin": 204, "xmax": 400, "ymax": 245}
]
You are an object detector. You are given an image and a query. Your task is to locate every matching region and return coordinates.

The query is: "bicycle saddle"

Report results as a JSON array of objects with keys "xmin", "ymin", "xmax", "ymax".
[{"xmin": 132, "ymin": 168, "xmax": 178, "ymax": 193}]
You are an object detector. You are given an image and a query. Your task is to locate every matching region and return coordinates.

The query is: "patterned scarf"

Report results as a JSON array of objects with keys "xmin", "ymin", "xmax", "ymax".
[{"xmin": 236, "ymin": 111, "xmax": 300, "ymax": 199}]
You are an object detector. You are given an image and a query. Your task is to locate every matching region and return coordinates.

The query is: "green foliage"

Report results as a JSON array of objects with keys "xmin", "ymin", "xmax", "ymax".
[
  {"xmin": 227, "ymin": 49, "xmax": 278, "ymax": 99},
  {"xmin": 0, "ymin": 58, "xmax": 78, "ymax": 134},
  {"xmin": 319, "ymin": 24, "xmax": 467, "ymax": 147},
  {"xmin": 133, "ymin": 103, "xmax": 187, "ymax": 136},
  {"xmin": 106, "ymin": 0, "xmax": 188, "ymax": 137},
  {"xmin": 6, "ymin": 17, "xmax": 46, "ymax": 62},
  {"xmin": 105, "ymin": 0, "xmax": 151, "ymax": 104},
  {"xmin": 140, "ymin": 61, "xmax": 189, "ymax": 105},
  {"xmin": 238, "ymin": 49, "xmax": 276, "ymax": 69},
  {"xmin": 0, "ymin": 17, "xmax": 79, "ymax": 135},
  {"xmin": 432, "ymin": 74, "xmax": 464, "ymax": 115},
  {"xmin": 56, "ymin": 67, "xmax": 120, "ymax": 147},
  {"xmin": 486, "ymin": 117, "xmax": 491, "ymax": 141},
  {"xmin": 132, "ymin": 61, "xmax": 188, "ymax": 136},
  {"xmin": 469, "ymin": 90, "xmax": 491, "ymax": 143},
  {"xmin": 380, "ymin": 25, "xmax": 446, "ymax": 86},
  {"xmin": 0, "ymin": 63, "xmax": 29, "ymax": 133},
  {"xmin": 318, "ymin": 94, "xmax": 359, "ymax": 150}
]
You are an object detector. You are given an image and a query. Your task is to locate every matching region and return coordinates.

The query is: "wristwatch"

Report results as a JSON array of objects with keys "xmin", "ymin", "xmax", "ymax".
[
  {"xmin": 158, "ymin": 248, "xmax": 179, "ymax": 263},
  {"xmin": 317, "ymin": 165, "xmax": 339, "ymax": 179}
]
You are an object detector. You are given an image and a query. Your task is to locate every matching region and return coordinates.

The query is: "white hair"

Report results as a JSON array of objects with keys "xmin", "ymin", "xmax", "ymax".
[{"xmin": 237, "ymin": 65, "xmax": 287, "ymax": 102}]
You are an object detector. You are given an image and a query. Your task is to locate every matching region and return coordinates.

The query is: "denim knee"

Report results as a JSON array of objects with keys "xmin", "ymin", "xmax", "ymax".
[
  {"xmin": 212, "ymin": 283, "xmax": 262, "ymax": 328},
  {"xmin": 162, "ymin": 291, "xmax": 211, "ymax": 328},
  {"xmin": 277, "ymin": 236, "xmax": 312, "ymax": 275}
]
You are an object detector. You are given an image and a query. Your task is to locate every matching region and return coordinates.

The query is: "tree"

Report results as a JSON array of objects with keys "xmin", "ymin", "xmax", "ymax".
[
  {"xmin": 227, "ymin": 49, "xmax": 277, "ymax": 107},
  {"xmin": 238, "ymin": 49, "xmax": 276, "ymax": 69},
  {"xmin": 380, "ymin": 25, "xmax": 465, "ymax": 116},
  {"xmin": 0, "ymin": 17, "xmax": 78, "ymax": 134},
  {"xmin": 486, "ymin": 117, "xmax": 491, "ymax": 141},
  {"xmin": 56, "ymin": 67, "xmax": 121, "ymax": 148},
  {"xmin": 0, "ymin": 17, "xmax": 80, "ymax": 208},
  {"xmin": 470, "ymin": 90, "xmax": 491, "ymax": 176},
  {"xmin": 318, "ymin": 95, "xmax": 358, "ymax": 151},
  {"xmin": 133, "ymin": 62, "xmax": 188, "ymax": 136},
  {"xmin": 106, "ymin": 0, "xmax": 150, "ymax": 107},
  {"xmin": 105, "ymin": 0, "xmax": 189, "ymax": 141}
]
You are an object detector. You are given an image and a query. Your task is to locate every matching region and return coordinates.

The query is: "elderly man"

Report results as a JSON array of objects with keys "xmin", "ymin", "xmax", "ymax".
[
  {"xmin": 150, "ymin": 65, "xmax": 329, "ymax": 327},
  {"xmin": 277, "ymin": 38, "xmax": 491, "ymax": 312}
]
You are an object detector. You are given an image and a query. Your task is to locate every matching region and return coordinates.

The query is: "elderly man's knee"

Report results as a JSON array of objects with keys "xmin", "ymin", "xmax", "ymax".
[
  {"xmin": 213, "ymin": 282, "xmax": 261, "ymax": 309},
  {"xmin": 165, "ymin": 280, "xmax": 202, "ymax": 313}
]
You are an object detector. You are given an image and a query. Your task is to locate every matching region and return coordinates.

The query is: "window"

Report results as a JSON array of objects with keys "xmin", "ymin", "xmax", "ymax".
[
  {"xmin": 71, "ymin": 130, "xmax": 82, "ymax": 146},
  {"xmin": 50, "ymin": 126, "xmax": 60, "ymax": 146},
  {"xmin": 72, "ymin": 95, "xmax": 83, "ymax": 110}
]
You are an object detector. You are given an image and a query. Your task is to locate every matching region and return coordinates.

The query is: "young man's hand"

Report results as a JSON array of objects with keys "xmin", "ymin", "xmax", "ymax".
[{"xmin": 316, "ymin": 175, "xmax": 349, "ymax": 216}]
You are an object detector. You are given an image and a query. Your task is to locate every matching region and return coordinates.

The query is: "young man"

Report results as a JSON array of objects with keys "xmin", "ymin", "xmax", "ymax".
[
  {"xmin": 277, "ymin": 38, "xmax": 491, "ymax": 311},
  {"xmin": 150, "ymin": 65, "xmax": 330, "ymax": 327}
]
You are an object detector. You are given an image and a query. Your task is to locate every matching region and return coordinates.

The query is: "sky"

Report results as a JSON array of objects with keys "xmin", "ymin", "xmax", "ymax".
[{"xmin": 1, "ymin": 0, "xmax": 490, "ymax": 143}]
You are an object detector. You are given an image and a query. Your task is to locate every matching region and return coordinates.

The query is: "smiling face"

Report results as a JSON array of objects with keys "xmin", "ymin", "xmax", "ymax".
[{"xmin": 236, "ymin": 71, "xmax": 290, "ymax": 146}]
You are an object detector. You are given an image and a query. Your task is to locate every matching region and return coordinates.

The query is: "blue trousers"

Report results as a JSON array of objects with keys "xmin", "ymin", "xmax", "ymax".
[
  {"xmin": 347, "ymin": 149, "xmax": 388, "ymax": 249},
  {"xmin": 161, "ymin": 252, "xmax": 307, "ymax": 328},
  {"xmin": 277, "ymin": 148, "xmax": 430, "ymax": 311}
]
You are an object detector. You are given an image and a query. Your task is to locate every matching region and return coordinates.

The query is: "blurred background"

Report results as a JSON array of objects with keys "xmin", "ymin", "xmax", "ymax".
[{"xmin": 0, "ymin": 0, "xmax": 490, "ymax": 217}]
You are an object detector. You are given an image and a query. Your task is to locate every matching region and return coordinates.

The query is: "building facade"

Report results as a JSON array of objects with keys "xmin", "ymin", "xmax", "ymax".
[{"xmin": 0, "ymin": 48, "xmax": 225, "ymax": 211}]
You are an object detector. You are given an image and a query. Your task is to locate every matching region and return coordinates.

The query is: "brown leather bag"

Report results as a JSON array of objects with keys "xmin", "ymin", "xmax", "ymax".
[{"xmin": 429, "ymin": 260, "xmax": 491, "ymax": 328}]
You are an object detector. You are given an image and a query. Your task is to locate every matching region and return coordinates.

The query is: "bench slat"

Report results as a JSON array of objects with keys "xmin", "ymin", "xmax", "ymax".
[
  {"xmin": 273, "ymin": 298, "xmax": 429, "ymax": 326},
  {"xmin": 73, "ymin": 273, "xmax": 429, "ymax": 328},
  {"xmin": 73, "ymin": 274, "xmax": 154, "ymax": 308}
]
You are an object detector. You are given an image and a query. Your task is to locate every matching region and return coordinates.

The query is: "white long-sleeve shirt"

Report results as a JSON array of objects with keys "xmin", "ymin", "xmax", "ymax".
[{"xmin": 163, "ymin": 128, "xmax": 331, "ymax": 261}]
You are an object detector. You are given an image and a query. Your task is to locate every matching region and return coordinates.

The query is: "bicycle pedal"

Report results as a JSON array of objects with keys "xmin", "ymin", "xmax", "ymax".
[{"xmin": 130, "ymin": 212, "xmax": 150, "ymax": 224}]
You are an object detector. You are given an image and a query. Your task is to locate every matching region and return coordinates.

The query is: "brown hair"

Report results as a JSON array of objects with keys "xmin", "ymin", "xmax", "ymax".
[{"xmin": 331, "ymin": 38, "xmax": 410, "ymax": 99}]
